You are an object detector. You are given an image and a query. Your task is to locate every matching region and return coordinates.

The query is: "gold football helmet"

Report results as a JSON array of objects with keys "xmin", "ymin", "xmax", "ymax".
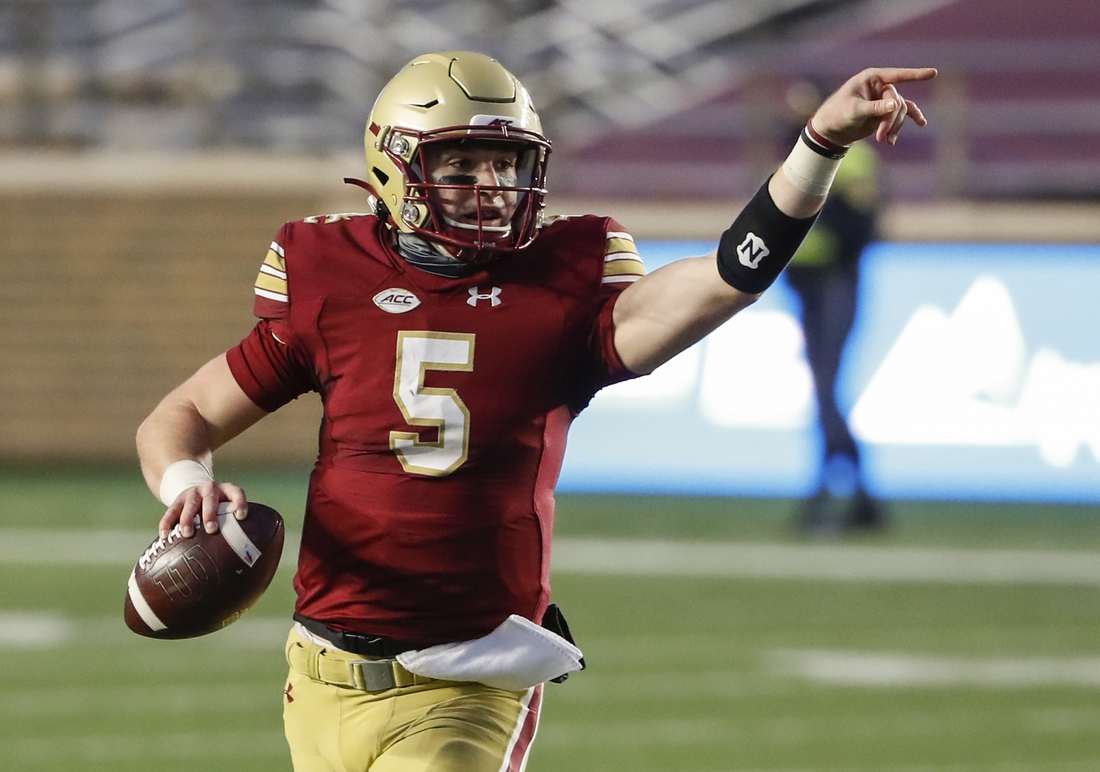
[{"xmin": 360, "ymin": 51, "xmax": 551, "ymax": 256}]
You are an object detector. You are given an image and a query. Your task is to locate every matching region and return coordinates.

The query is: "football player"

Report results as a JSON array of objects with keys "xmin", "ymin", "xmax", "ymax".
[{"xmin": 136, "ymin": 52, "xmax": 935, "ymax": 772}]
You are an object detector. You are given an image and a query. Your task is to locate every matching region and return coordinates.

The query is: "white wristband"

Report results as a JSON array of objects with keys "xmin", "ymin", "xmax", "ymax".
[
  {"xmin": 158, "ymin": 459, "xmax": 214, "ymax": 506},
  {"xmin": 781, "ymin": 137, "xmax": 844, "ymax": 196}
]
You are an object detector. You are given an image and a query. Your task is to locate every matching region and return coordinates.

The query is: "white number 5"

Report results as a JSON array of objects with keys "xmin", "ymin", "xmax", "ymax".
[{"xmin": 390, "ymin": 331, "xmax": 475, "ymax": 476}]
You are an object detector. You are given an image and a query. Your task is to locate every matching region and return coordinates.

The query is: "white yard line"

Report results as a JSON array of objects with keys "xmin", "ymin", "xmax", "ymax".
[
  {"xmin": 0, "ymin": 731, "xmax": 286, "ymax": 764},
  {"xmin": 685, "ymin": 762, "xmax": 1100, "ymax": 772},
  {"xmin": 775, "ymin": 650, "xmax": 1100, "ymax": 687},
  {"xmin": 4, "ymin": 530, "xmax": 1100, "ymax": 585},
  {"xmin": 550, "ymin": 538, "xmax": 1100, "ymax": 586},
  {"xmin": 0, "ymin": 611, "xmax": 293, "ymax": 648},
  {"xmin": 0, "ymin": 612, "xmax": 73, "ymax": 647},
  {"xmin": 692, "ymin": 761, "xmax": 1100, "ymax": 772},
  {"xmin": 0, "ymin": 528, "xmax": 301, "ymax": 567},
  {"xmin": 0, "ymin": 529, "xmax": 167, "ymax": 566}
]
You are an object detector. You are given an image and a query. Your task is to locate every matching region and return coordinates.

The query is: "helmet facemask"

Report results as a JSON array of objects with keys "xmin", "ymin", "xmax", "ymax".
[
  {"xmin": 360, "ymin": 51, "xmax": 552, "ymax": 262},
  {"xmin": 382, "ymin": 126, "xmax": 550, "ymax": 260}
]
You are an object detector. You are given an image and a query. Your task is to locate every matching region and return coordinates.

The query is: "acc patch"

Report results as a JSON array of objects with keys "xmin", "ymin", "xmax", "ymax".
[{"xmin": 373, "ymin": 288, "xmax": 421, "ymax": 314}]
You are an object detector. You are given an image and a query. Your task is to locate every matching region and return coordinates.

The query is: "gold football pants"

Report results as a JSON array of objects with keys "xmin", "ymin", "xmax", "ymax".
[{"xmin": 283, "ymin": 627, "xmax": 542, "ymax": 772}]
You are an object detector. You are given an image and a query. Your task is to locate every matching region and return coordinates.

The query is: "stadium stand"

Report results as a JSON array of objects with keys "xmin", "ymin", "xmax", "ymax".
[
  {"xmin": 1, "ymin": 0, "xmax": 1098, "ymax": 464},
  {"xmin": 3, "ymin": 0, "xmax": 1099, "ymax": 200},
  {"xmin": 561, "ymin": 0, "xmax": 1100, "ymax": 200}
]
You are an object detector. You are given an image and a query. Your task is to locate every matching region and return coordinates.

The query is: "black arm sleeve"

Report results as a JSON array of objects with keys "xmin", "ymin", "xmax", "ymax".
[{"xmin": 716, "ymin": 181, "xmax": 818, "ymax": 294}]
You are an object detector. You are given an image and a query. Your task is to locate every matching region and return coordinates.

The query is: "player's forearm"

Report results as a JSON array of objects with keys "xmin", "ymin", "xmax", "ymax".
[
  {"xmin": 138, "ymin": 393, "xmax": 255, "ymax": 538},
  {"xmin": 136, "ymin": 354, "xmax": 268, "ymax": 502},
  {"xmin": 136, "ymin": 395, "xmax": 218, "ymax": 500},
  {"xmin": 769, "ymin": 167, "xmax": 827, "ymax": 220},
  {"xmin": 613, "ymin": 157, "xmax": 830, "ymax": 373}
]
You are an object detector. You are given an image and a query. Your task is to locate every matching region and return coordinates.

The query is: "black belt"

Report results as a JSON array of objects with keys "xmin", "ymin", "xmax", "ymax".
[{"xmin": 293, "ymin": 614, "xmax": 421, "ymax": 658}]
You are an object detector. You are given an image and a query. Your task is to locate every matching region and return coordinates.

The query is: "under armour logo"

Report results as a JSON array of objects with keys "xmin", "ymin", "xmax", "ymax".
[
  {"xmin": 467, "ymin": 287, "xmax": 502, "ymax": 307},
  {"xmin": 284, "ymin": 683, "xmax": 294, "ymax": 703},
  {"xmin": 737, "ymin": 232, "xmax": 770, "ymax": 269}
]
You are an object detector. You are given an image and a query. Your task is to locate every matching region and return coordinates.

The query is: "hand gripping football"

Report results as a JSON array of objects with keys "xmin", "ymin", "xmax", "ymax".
[{"xmin": 124, "ymin": 501, "xmax": 285, "ymax": 639}]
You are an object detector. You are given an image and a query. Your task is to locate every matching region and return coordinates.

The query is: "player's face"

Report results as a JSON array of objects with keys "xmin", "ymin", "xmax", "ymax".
[{"xmin": 421, "ymin": 142, "xmax": 521, "ymax": 235}]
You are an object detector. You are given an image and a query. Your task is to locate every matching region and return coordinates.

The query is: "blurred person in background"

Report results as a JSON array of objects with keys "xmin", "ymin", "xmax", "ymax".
[
  {"xmin": 137, "ymin": 52, "xmax": 933, "ymax": 772},
  {"xmin": 784, "ymin": 80, "xmax": 885, "ymax": 536}
]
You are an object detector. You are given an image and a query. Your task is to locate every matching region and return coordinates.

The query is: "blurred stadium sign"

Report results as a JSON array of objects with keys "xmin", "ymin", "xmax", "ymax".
[{"xmin": 560, "ymin": 242, "xmax": 1100, "ymax": 502}]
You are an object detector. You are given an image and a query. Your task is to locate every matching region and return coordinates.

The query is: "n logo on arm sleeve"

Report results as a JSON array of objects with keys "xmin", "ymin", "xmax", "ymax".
[{"xmin": 737, "ymin": 233, "xmax": 771, "ymax": 269}]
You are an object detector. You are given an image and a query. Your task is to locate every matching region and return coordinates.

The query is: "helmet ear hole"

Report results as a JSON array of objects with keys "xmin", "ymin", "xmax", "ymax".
[{"xmin": 372, "ymin": 168, "xmax": 390, "ymax": 186}]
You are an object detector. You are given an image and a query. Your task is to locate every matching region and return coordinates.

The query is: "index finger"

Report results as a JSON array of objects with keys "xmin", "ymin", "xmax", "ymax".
[{"xmin": 872, "ymin": 67, "xmax": 939, "ymax": 85}]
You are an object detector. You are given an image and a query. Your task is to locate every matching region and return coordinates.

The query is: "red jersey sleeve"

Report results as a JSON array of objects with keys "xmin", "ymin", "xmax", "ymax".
[
  {"xmin": 600, "ymin": 218, "xmax": 646, "ymax": 290},
  {"xmin": 227, "ymin": 223, "xmax": 316, "ymax": 411},
  {"xmin": 251, "ymin": 224, "xmax": 291, "ymax": 322},
  {"xmin": 226, "ymin": 321, "xmax": 316, "ymax": 413},
  {"xmin": 566, "ymin": 217, "xmax": 645, "ymax": 413},
  {"xmin": 596, "ymin": 217, "xmax": 644, "ymax": 382}
]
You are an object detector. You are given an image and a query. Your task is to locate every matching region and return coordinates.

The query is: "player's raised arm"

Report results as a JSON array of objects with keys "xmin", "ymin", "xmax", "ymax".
[{"xmin": 611, "ymin": 66, "xmax": 937, "ymax": 375}]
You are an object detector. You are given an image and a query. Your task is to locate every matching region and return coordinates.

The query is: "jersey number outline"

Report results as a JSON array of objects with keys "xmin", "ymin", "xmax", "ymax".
[{"xmin": 390, "ymin": 331, "xmax": 476, "ymax": 476}]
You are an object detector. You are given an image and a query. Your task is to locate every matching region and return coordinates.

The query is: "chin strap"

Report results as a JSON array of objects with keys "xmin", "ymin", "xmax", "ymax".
[{"xmin": 344, "ymin": 177, "xmax": 386, "ymax": 220}]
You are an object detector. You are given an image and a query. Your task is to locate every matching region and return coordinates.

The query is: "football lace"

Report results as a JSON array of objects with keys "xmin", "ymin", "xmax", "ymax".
[{"xmin": 138, "ymin": 516, "xmax": 201, "ymax": 571}]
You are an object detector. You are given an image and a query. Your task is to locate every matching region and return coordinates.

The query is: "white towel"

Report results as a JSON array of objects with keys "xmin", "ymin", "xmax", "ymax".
[{"xmin": 396, "ymin": 614, "xmax": 584, "ymax": 691}]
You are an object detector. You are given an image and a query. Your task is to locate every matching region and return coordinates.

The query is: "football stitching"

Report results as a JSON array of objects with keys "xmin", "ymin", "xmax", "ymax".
[{"xmin": 138, "ymin": 518, "xmax": 197, "ymax": 572}]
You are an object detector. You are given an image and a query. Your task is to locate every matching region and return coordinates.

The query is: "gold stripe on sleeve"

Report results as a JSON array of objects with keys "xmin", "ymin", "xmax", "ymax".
[
  {"xmin": 605, "ymin": 237, "xmax": 638, "ymax": 257},
  {"xmin": 262, "ymin": 249, "xmax": 286, "ymax": 274},
  {"xmin": 603, "ymin": 256, "xmax": 646, "ymax": 277},
  {"xmin": 254, "ymin": 271, "xmax": 288, "ymax": 296}
]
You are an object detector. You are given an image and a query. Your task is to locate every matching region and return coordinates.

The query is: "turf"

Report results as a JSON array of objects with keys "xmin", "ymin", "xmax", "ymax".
[
  {"xmin": 5, "ymin": 463, "xmax": 1100, "ymax": 549},
  {"xmin": 2, "ymin": 466, "xmax": 1100, "ymax": 771}
]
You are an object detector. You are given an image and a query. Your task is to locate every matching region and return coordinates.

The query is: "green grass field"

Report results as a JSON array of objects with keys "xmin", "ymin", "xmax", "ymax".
[{"xmin": 3, "ymin": 465, "xmax": 1100, "ymax": 771}]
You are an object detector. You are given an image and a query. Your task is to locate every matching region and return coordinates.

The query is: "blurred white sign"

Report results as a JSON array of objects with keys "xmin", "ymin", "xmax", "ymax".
[{"xmin": 561, "ymin": 242, "xmax": 1100, "ymax": 502}]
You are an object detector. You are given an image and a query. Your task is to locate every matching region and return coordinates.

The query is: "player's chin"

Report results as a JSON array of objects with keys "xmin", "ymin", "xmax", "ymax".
[{"xmin": 441, "ymin": 214, "xmax": 514, "ymax": 248}]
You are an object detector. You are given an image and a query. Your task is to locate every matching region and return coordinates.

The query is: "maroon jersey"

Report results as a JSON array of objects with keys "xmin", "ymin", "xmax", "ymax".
[{"xmin": 226, "ymin": 212, "xmax": 645, "ymax": 644}]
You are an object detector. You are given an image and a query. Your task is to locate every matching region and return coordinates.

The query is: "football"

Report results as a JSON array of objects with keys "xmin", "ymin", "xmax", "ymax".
[{"xmin": 124, "ymin": 501, "xmax": 285, "ymax": 639}]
